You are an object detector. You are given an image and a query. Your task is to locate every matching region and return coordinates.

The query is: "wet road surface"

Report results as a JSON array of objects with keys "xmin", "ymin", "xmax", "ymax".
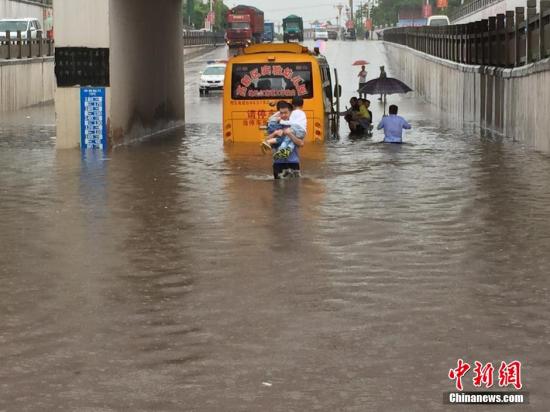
[{"xmin": 1, "ymin": 41, "xmax": 550, "ymax": 411}]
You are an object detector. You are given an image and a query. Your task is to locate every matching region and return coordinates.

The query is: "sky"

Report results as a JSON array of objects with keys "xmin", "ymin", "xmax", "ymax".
[{"xmin": 222, "ymin": 0, "xmax": 355, "ymax": 27}]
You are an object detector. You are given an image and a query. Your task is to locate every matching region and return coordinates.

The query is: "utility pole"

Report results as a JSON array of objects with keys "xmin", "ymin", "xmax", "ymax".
[
  {"xmin": 368, "ymin": 0, "xmax": 372, "ymax": 20},
  {"xmin": 335, "ymin": 3, "xmax": 344, "ymax": 29},
  {"xmin": 209, "ymin": 0, "xmax": 213, "ymax": 31},
  {"xmin": 350, "ymin": 0, "xmax": 354, "ymax": 21},
  {"xmin": 359, "ymin": 0, "xmax": 363, "ymax": 30}
]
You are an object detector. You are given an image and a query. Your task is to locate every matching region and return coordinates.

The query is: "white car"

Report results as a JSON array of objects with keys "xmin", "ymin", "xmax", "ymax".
[
  {"xmin": 199, "ymin": 61, "xmax": 227, "ymax": 96},
  {"xmin": 314, "ymin": 29, "xmax": 329, "ymax": 41},
  {"xmin": 427, "ymin": 15, "xmax": 450, "ymax": 27},
  {"xmin": 0, "ymin": 18, "xmax": 42, "ymax": 39}
]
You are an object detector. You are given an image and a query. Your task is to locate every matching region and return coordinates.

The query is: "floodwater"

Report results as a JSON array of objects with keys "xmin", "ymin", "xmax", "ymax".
[{"xmin": 1, "ymin": 41, "xmax": 550, "ymax": 412}]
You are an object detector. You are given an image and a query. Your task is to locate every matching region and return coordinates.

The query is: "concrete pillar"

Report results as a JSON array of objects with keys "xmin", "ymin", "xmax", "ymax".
[
  {"xmin": 54, "ymin": 0, "xmax": 110, "ymax": 149},
  {"xmin": 54, "ymin": 0, "xmax": 185, "ymax": 149}
]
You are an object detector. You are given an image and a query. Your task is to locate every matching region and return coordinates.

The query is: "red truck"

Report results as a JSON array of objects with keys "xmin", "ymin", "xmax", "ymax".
[{"xmin": 225, "ymin": 5, "xmax": 264, "ymax": 48}]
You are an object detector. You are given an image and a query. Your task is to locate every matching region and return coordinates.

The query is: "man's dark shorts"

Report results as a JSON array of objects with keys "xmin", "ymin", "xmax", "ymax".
[{"xmin": 273, "ymin": 163, "xmax": 300, "ymax": 179}]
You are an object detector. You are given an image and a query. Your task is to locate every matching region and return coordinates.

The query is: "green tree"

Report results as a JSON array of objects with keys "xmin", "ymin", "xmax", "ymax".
[
  {"xmin": 214, "ymin": 0, "xmax": 230, "ymax": 32},
  {"xmin": 183, "ymin": 0, "xmax": 229, "ymax": 31},
  {"xmin": 183, "ymin": 0, "xmax": 195, "ymax": 28},
  {"xmin": 371, "ymin": 0, "xmax": 419, "ymax": 27},
  {"xmin": 371, "ymin": 0, "xmax": 461, "ymax": 27},
  {"xmin": 355, "ymin": 7, "xmax": 365, "ymax": 37}
]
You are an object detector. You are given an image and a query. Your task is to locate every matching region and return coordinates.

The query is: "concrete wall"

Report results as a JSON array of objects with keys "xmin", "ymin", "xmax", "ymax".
[
  {"xmin": 109, "ymin": 0, "xmax": 185, "ymax": 146},
  {"xmin": 499, "ymin": 62, "xmax": 550, "ymax": 150},
  {"xmin": 0, "ymin": 57, "xmax": 55, "ymax": 112},
  {"xmin": 384, "ymin": 42, "xmax": 550, "ymax": 152},
  {"xmin": 0, "ymin": 0, "xmax": 48, "ymax": 26}
]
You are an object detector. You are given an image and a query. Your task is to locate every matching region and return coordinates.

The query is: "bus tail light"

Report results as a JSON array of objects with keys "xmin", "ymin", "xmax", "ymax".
[
  {"xmin": 225, "ymin": 123, "xmax": 232, "ymax": 140},
  {"xmin": 314, "ymin": 122, "xmax": 322, "ymax": 141}
]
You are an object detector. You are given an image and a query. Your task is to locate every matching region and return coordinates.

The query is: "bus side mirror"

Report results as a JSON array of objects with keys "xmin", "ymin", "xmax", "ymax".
[{"xmin": 334, "ymin": 85, "xmax": 342, "ymax": 98}]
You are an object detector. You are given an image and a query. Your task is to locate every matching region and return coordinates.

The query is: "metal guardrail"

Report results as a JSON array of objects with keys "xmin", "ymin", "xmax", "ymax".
[
  {"xmin": 183, "ymin": 31, "xmax": 225, "ymax": 46},
  {"xmin": 451, "ymin": 0, "xmax": 502, "ymax": 22},
  {"xmin": 1, "ymin": 30, "xmax": 222, "ymax": 60},
  {"xmin": 384, "ymin": 0, "xmax": 550, "ymax": 67},
  {"xmin": 0, "ymin": 31, "xmax": 54, "ymax": 60},
  {"xmin": 9, "ymin": 0, "xmax": 52, "ymax": 6}
]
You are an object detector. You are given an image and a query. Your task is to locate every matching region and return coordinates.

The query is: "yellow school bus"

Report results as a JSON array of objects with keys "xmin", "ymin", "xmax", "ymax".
[{"xmin": 222, "ymin": 43, "xmax": 340, "ymax": 144}]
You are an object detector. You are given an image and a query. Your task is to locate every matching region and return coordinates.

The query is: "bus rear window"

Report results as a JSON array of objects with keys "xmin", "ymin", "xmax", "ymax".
[{"xmin": 231, "ymin": 63, "xmax": 313, "ymax": 100}]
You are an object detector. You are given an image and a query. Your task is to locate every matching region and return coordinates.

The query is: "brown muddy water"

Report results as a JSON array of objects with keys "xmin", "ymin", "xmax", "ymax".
[{"xmin": 1, "ymin": 41, "xmax": 549, "ymax": 411}]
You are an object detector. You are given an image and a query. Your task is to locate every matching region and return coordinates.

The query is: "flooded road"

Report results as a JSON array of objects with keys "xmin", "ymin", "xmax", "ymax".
[{"xmin": 1, "ymin": 41, "xmax": 550, "ymax": 411}]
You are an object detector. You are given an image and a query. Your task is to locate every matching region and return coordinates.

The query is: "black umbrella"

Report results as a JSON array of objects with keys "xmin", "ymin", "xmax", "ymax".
[{"xmin": 358, "ymin": 77, "xmax": 412, "ymax": 114}]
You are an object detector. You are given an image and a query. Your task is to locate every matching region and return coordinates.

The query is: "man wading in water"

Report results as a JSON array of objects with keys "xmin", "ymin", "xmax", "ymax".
[
  {"xmin": 377, "ymin": 104, "xmax": 411, "ymax": 143},
  {"xmin": 263, "ymin": 97, "xmax": 307, "ymax": 179}
]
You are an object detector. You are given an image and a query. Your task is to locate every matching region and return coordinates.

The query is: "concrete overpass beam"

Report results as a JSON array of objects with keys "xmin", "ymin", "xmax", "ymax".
[
  {"xmin": 109, "ymin": 0, "xmax": 185, "ymax": 146},
  {"xmin": 54, "ymin": 0, "xmax": 185, "ymax": 149}
]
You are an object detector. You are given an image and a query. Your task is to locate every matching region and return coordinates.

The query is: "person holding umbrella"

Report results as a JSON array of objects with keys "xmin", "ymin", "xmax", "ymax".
[
  {"xmin": 357, "ymin": 75, "xmax": 412, "ymax": 115},
  {"xmin": 352, "ymin": 60, "xmax": 369, "ymax": 98},
  {"xmin": 377, "ymin": 104, "xmax": 411, "ymax": 144},
  {"xmin": 357, "ymin": 65, "xmax": 368, "ymax": 98}
]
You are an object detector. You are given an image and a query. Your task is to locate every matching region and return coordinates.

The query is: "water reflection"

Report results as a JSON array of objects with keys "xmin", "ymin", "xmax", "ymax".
[{"xmin": 223, "ymin": 143, "xmax": 327, "ymax": 249}]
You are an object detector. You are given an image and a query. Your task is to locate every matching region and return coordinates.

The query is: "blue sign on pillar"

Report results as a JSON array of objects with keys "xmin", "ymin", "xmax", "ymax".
[{"xmin": 80, "ymin": 87, "xmax": 107, "ymax": 150}]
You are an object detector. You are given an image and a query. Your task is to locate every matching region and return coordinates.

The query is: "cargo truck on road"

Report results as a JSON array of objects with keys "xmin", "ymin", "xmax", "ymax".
[
  {"xmin": 283, "ymin": 15, "xmax": 304, "ymax": 43},
  {"xmin": 225, "ymin": 5, "xmax": 265, "ymax": 49},
  {"xmin": 263, "ymin": 22, "xmax": 274, "ymax": 42}
]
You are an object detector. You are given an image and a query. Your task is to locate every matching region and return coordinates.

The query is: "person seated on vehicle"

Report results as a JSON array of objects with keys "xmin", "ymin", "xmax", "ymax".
[
  {"xmin": 344, "ymin": 97, "xmax": 361, "ymax": 121},
  {"xmin": 344, "ymin": 97, "xmax": 363, "ymax": 132},
  {"xmin": 358, "ymin": 98, "xmax": 373, "ymax": 130},
  {"xmin": 365, "ymin": 99, "xmax": 373, "ymax": 125},
  {"xmin": 261, "ymin": 97, "xmax": 307, "ymax": 160}
]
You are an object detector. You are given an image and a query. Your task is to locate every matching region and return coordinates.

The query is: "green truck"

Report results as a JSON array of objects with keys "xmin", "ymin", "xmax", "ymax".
[{"xmin": 283, "ymin": 15, "xmax": 304, "ymax": 43}]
